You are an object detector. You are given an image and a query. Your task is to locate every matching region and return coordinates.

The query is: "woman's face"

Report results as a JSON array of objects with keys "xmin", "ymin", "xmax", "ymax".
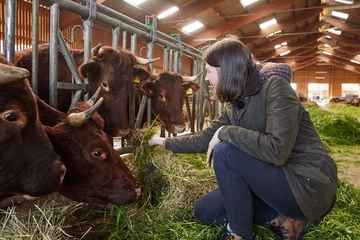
[{"xmin": 205, "ymin": 63, "xmax": 219, "ymax": 94}]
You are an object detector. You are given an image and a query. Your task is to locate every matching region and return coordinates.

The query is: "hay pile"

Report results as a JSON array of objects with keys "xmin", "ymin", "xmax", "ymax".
[{"xmin": 125, "ymin": 127, "xmax": 217, "ymax": 216}]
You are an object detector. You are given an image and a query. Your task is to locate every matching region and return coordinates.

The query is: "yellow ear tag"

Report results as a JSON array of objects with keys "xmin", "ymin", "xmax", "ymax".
[
  {"xmin": 86, "ymin": 71, "xmax": 90, "ymax": 77},
  {"xmin": 149, "ymin": 89, "xmax": 153, "ymax": 94},
  {"xmin": 186, "ymin": 88, "xmax": 193, "ymax": 95},
  {"xmin": 133, "ymin": 75, "xmax": 140, "ymax": 83}
]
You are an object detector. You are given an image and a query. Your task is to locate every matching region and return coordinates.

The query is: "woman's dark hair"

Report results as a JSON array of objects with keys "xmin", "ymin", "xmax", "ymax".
[{"xmin": 202, "ymin": 35, "xmax": 256, "ymax": 103}]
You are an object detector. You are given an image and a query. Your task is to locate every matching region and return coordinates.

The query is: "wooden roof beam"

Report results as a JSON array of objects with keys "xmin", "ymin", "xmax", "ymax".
[
  {"xmin": 157, "ymin": 0, "xmax": 227, "ymax": 32},
  {"xmin": 184, "ymin": 0, "xmax": 304, "ymax": 47}
]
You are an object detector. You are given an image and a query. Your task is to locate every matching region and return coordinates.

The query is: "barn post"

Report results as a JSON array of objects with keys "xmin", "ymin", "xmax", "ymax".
[
  {"xmin": 31, "ymin": 0, "xmax": 40, "ymax": 94},
  {"xmin": 49, "ymin": 1, "xmax": 60, "ymax": 109},
  {"xmin": 81, "ymin": 0, "xmax": 96, "ymax": 101},
  {"xmin": 4, "ymin": 0, "xmax": 16, "ymax": 63},
  {"xmin": 145, "ymin": 15, "xmax": 156, "ymax": 129}
]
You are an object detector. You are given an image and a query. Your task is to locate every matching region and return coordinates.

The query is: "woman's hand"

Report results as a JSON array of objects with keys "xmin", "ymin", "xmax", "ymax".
[
  {"xmin": 148, "ymin": 134, "xmax": 165, "ymax": 147},
  {"xmin": 206, "ymin": 126, "xmax": 224, "ymax": 168}
]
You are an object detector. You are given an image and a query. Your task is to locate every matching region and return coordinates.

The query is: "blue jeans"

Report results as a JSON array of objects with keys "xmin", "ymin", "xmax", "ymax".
[{"xmin": 194, "ymin": 142, "xmax": 307, "ymax": 239}]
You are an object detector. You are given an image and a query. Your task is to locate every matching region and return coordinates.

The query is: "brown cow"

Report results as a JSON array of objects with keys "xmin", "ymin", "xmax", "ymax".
[
  {"xmin": 138, "ymin": 72, "xmax": 200, "ymax": 134},
  {"xmin": 14, "ymin": 43, "xmax": 157, "ymax": 137},
  {"xmin": 0, "ymin": 56, "xmax": 66, "ymax": 201},
  {"xmin": 36, "ymin": 89, "xmax": 141, "ymax": 206}
]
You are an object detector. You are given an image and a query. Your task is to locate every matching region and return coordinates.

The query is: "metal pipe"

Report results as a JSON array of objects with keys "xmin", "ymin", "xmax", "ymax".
[
  {"xmin": 49, "ymin": 2, "xmax": 60, "ymax": 108},
  {"xmin": 4, "ymin": 0, "xmax": 16, "ymax": 62},
  {"xmin": 31, "ymin": 0, "xmax": 39, "ymax": 94},
  {"xmin": 42, "ymin": 0, "xmax": 202, "ymax": 59}
]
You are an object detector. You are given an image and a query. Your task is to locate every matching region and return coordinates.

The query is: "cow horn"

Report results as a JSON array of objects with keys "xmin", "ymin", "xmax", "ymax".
[
  {"xmin": 68, "ymin": 97, "xmax": 104, "ymax": 127},
  {"xmin": 150, "ymin": 72, "xmax": 160, "ymax": 80},
  {"xmin": 86, "ymin": 87, "xmax": 101, "ymax": 106},
  {"xmin": 0, "ymin": 63, "xmax": 30, "ymax": 84},
  {"xmin": 182, "ymin": 71, "xmax": 203, "ymax": 82},
  {"xmin": 91, "ymin": 43, "xmax": 102, "ymax": 56},
  {"xmin": 136, "ymin": 56, "xmax": 160, "ymax": 65}
]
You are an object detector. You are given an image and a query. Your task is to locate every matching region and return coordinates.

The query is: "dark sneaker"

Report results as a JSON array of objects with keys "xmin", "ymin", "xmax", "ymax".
[{"xmin": 269, "ymin": 215, "xmax": 310, "ymax": 240}]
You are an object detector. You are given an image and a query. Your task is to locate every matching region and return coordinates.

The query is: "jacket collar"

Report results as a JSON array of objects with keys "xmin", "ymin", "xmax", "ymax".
[{"xmin": 243, "ymin": 69, "xmax": 262, "ymax": 97}]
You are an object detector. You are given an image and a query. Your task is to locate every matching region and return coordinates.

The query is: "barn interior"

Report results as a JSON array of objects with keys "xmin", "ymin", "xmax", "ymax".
[
  {"xmin": 0, "ymin": 0, "xmax": 360, "ymax": 239},
  {"xmin": 1, "ymin": 0, "xmax": 360, "ymax": 102}
]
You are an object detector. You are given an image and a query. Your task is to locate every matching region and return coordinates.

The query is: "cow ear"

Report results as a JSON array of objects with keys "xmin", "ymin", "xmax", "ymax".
[
  {"xmin": 133, "ymin": 67, "xmax": 151, "ymax": 82},
  {"xmin": 140, "ymin": 81, "xmax": 156, "ymax": 96},
  {"xmin": 182, "ymin": 82, "xmax": 200, "ymax": 96},
  {"xmin": 79, "ymin": 59, "xmax": 99, "ymax": 78}
]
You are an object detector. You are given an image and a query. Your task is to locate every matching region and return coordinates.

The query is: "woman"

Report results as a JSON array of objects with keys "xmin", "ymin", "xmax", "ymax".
[{"xmin": 148, "ymin": 36, "xmax": 337, "ymax": 240}]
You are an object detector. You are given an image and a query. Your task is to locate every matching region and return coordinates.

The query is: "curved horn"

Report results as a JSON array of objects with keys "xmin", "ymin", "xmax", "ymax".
[
  {"xmin": 68, "ymin": 97, "xmax": 104, "ymax": 127},
  {"xmin": 150, "ymin": 72, "xmax": 160, "ymax": 81},
  {"xmin": 136, "ymin": 56, "xmax": 160, "ymax": 65},
  {"xmin": 86, "ymin": 87, "xmax": 101, "ymax": 106},
  {"xmin": 182, "ymin": 71, "xmax": 203, "ymax": 82},
  {"xmin": 0, "ymin": 63, "xmax": 30, "ymax": 84},
  {"xmin": 91, "ymin": 43, "xmax": 102, "ymax": 56}
]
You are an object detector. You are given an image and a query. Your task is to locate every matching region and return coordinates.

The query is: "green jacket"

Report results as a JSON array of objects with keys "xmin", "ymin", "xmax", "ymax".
[{"xmin": 165, "ymin": 64, "xmax": 338, "ymax": 224}]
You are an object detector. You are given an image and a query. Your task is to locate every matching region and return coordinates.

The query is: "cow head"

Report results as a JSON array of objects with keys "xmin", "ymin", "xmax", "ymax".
[
  {"xmin": 79, "ymin": 44, "xmax": 158, "ymax": 137},
  {"xmin": 140, "ymin": 72, "xmax": 200, "ymax": 134},
  {"xmin": 40, "ymin": 89, "xmax": 141, "ymax": 206},
  {"xmin": 0, "ymin": 60, "xmax": 66, "ymax": 201}
]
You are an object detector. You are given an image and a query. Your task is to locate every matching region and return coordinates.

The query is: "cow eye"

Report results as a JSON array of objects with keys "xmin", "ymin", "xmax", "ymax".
[
  {"xmin": 5, "ymin": 112, "xmax": 19, "ymax": 122},
  {"xmin": 101, "ymin": 82, "xmax": 108, "ymax": 88},
  {"xmin": 93, "ymin": 150, "xmax": 102, "ymax": 157},
  {"xmin": 159, "ymin": 94, "xmax": 164, "ymax": 100}
]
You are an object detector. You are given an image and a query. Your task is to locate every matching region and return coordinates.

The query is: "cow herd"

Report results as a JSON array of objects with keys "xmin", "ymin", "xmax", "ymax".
[{"xmin": 0, "ymin": 44, "xmax": 201, "ymax": 208}]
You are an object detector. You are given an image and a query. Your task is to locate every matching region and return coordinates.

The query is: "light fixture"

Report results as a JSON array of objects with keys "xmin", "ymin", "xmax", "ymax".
[
  {"xmin": 259, "ymin": 18, "xmax": 277, "ymax": 29},
  {"xmin": 315, "ymin": 77, "xmax": 325, "ymax": 79},
  {"xmin": 280, "ymin": 50, "xmax": 291, "ymax": 56},
  {"xmin": 266, "ymin": 30, "xmax": 282, "ymax": 38},
  {"xmin": 158, "ymin": 7, "xmax": 179, "ymax": 19},
  {"xmin": 241, "ymin": 0, "xmax": 258, "ymax": 7},
  {"xmin": 332, "ymin": 11, "xmax": 349, "ymax": 20},
  {"xmin": 328, "ymin": 28, "xmax": 341, "ymax": 35},
  {"xmin": 323, "ymin": 51, "xmax": 332, "ymax": 56},
  {"xmin": 316, "ymin": 71, "xmax": 327, "ymax": 74},
  {"xmin": 124, "ymin": 0, "xmax": 146, "ymax": 5},
  {"xmin": 350, "ymin": 59, "xmax": 360, "ymax": 64},
  {"xmin": 274, "ymin": 42, "xmax": 287, "ymax": 49},
  {"xmin": 182, "ymin": 21, "xmax": 204, "ymax": 33},
  {"xmin": 335, "ymin": 0, "xmax": 353, "ymax": 4}
]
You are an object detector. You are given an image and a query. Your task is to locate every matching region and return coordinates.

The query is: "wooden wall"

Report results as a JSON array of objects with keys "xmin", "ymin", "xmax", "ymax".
[
  {"xmin": 292, "ymin": 64, "xmax": 360, "ymax": 99},
  {"xmin": 0, "ymin": 0, "xmax": 50, "ymax": 51}
]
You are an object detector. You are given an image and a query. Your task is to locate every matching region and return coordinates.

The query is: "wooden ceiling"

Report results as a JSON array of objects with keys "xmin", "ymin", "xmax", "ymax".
[{"xmin": 61, "ymin": 0, "xmax": 360, "ymax": 74}]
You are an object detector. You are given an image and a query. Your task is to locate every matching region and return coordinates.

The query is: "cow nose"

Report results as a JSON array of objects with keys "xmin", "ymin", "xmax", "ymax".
[
  {"xmin": 173, "ymin": 124, "xmax": 185, "ymax": 134},
  {"xmin": 59, "ymin": 163, "xmax": 67, "ymax": 184}
]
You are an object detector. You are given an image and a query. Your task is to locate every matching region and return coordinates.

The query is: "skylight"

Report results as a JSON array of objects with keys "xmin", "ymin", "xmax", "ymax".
[
  {"xmin": 124, "ymin": 0, "xmax": 146, "ymax": 5},
  {"xmin": 323, "ymin": 51, "xmax": 332, "ymax": 56},
  {"xmin": 350, "ymin": 59, "xmax": 360, "ymax": 64},
  {"xmin": 158, "ymin": 7, "xmax": 179, "ymax": 19},
  {"xmin": 182, "ymin": 21, "xmax": 204, "ymax": 33},
  {"xmin": 332, "ymin": 11, "xmax": 349, "ymax": 20},
  {"xmin": 259, "ymin": 18, "xmax": 277, "ymax": 29},
  {"xmin": 241, "ymin": 0, "xmax": 258, "ymax": 7}
]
